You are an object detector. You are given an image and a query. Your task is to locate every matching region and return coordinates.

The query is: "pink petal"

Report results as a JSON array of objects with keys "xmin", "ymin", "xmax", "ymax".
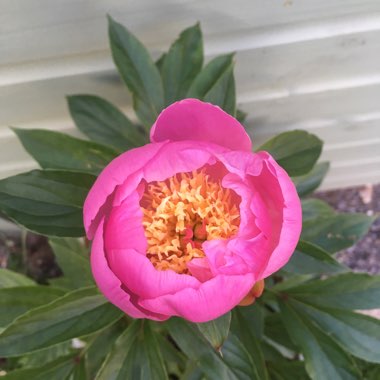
[
  {"xmin": 108, "ymin": 248, "xmax": 201, "ymax": 300},
  {"xmin": 139, "ymin": 273, "xmax": 255, "ymax": 322},
  {"xmin": 259, "ymin": 153, "xmax": 302, "ymax": 277},
  {"xmin": 150, "ymin": 99, "xmax": 252, "ymax": 152},
  {"xmin": 90, "ymin": 219, "xmax": 167, "ymax": 320},
  {"xmin": 83, "ymin": 142, "xmax": 168, "ymax": 239},
  {"xmin": 104, "ymin": 190, "xmax": 147, "ymax": 253}
]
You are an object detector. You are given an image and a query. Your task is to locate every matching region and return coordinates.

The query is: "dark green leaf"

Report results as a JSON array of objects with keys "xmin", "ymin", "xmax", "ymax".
[
  {"xmin": 293, "ymin": 162, "xmax": 330, "ymax": 197},
  {"xmin": 197, "ymin": 312, "xmax": 231, "ymax": 350},
  {"xmin": 257, "ymin": 131, "xmax": 323, "ymax": 176},
  {"xmin": 283, "ymin": 240, "xmax": 347, "ymax": 274},
  {"xmin": 264, "ymin": 314, "xmax": 298, "ymax": 352},
  {"xmin": 301, "ymin": 213, "xmax": 376, "ymax": 253},
  {"xmin": 85, "ymin": 321, "xmax": 126, "ymax": 379},
  {"xmin": 0, "ymin": 287, "xmax": 122, "ymax": 356},
  {"xmin": 301, "ymin": 199, "xmax": 334, "ymax": 222},
  {"xmin": 167, "ymin": 317, "xmax": 261, "ymax": 380},
  {"xmin": 49, "ymin": 238, "xmax": 93, "ymax": 290},
  {"xmin": 234, "ymin": 303, "xmax": 265, "ymax": 339},
  {"xmin": 296, "ymin": 302, "xmax": 380, "ymax": 363},
  {"xmin": 13, "ymin": 128, "xmax": 117, "ymax": 175},
  {"xmin": 160, "ymin": 23, "xmax": 203, "ymax": 105},
  {"xmin": 267, "ymin": 360, "xmax": 309, "ymax": 380},
  {"xmin": 0, "ymin": 269, "xmax": 35, "ymax": 288},
  {"xmin": 231, "ymin": 308, "xmax": 269, "ymax": 380},
  {"xmin": 286, "ymin": 272, "xmax": 380, "ymax": 310},
  {"xmin": 187, "ymin": 54, "xmax": 236, "ymax": 115},
  {"xmin": 67, "ymin": 95, "xmax": 146, "ymax": 150},
  {"xmin": 236, "ymin": 109, "xmax": 247, "ymax": 123},
  {"xmin": 108, "ymin": 16, "xmax": 164, "ymax": 129},
  {"xmin": 222, "ymin": 334, "xmax": 264, "ymax": 380},
  {"xmin": 2, "ymin": 355, "xmax": 77, "ymax": 380},
  {"xmin": 279, "ymin": 300, "xmax": 360, "ymax": 380},
  {"xmin": 0, "ymin": 286, "xmax": 65, "ymax": 327},
  {"xmin": 0, "ymin": 170, "xmax": 95, "ymax": 237},
  {"xmin": 96, "ymin": 320, "xmax": 168, "ymax": 380}
]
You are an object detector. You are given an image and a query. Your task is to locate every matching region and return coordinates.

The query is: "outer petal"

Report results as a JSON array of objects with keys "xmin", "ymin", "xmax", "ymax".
[
  {"xmin": 108, "ymin": 248, "xmax": 200, "ymax": 299},
  {"xmin": 150, "ymin": 99, "xmax": 252, "ymax": 151},
  {"xmin": 139, "ymin": 273, "xmax": 255, "ymax": 323},
  {"xmin": 83, "ymin": 142, "xmax": 167, "ymax": 239},
  {"xmin": 259, "ymin": 153, "xmax": 302, "ymax": 277},
  {"xmin": 90, "ymin": 219, "xmax": 167, "ymax": 321}
]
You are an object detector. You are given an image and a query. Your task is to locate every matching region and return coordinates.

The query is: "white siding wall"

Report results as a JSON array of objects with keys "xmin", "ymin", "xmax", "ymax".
[{"xmin": 1, "ymin": 0, "xmax": 380, "ymax": 189}]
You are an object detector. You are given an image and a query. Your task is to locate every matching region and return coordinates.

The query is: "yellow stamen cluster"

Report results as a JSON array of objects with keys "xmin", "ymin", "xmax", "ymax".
[{"xmin": 141, "ymin": 169, "xmax": 240, "ymax": 274}]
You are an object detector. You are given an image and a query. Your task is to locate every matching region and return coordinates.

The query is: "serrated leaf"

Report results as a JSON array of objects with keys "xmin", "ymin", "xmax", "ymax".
[
  {"xmin": 0, "ymin": 269, "xmax": 35, "ymax": 288},
  {"xmin": 285, "ymin": 272, "xmax": 380, "ymax": 310},
  {"xmin": 283, "ymin": 240, "xmax": 347, "ymax": 275},
  {"xmin": 0, "ymin": 287, "xmax": 122, "ymax": 356},
  {"xmin": 279, "ymin": 300, "xmax": 360, "ymax": 380},
  {"xmin": 67, "ymin": 95, "xmax": 146, "ymax": 150},
  {"xmin": 49, "ymin": 238, "xmax": 93, "ymax": 290},
  {"xmin": 187, "ymin": 54, "xmax": 236, "ymax": 115},
  {"xmin": 160, "ymin": 23, "xmax": 203, "ymax": 105},
  {"xmin": 197, "ymin": 312, "xmax": 231, "ymax": 350},
  {"xmin": 293, "ymin": 162, "xmax": 330, "ymax": 197},
  {"xmin": 296, "ymin": 301, "xmax": 380, "ymax": 363},
  {"xmin": 96, "ymin": 320, "xmax": 168, "ymax": 380},
  {"xmin": 0, "ymin": 286, "xmax": 65, "ymax": 327},
  {"xmin": 108, "ymin": 16, "xmax": 164, "ymax": 129},
  {"xmin": 257, "ymin": 131, "xmax": 323, "ymax": 176},
  {"xmin": 0, "ymin": 170, "xmax": 95, "ymax": 237},
  {"xmin": 301, "ymin": 213, "xmax": 376, "ymax": 253},
  {"xmin": 13, "ymin": 128, "xmax": 118, "ymax": 175}
]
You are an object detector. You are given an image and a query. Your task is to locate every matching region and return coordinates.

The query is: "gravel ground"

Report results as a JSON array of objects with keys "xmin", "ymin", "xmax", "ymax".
[{"xmin": 315, "ymin": 183, "xmax": 380, "ymax": 274}]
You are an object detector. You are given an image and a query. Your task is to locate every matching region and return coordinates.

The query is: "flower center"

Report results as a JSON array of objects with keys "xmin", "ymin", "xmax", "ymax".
[{"xmin": 141, "ymin": 169, "xmax": 240, "ymax": 274}]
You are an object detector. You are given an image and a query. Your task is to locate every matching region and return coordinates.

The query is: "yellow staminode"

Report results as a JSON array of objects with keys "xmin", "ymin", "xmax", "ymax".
[{"xmin": 141, "ymin": 169, "xmax": 240, "ymax": 274}]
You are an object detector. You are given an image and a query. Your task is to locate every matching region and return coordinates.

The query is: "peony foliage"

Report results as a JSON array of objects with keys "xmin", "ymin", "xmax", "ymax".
[{"xmin": 0, "ymin": 17, "xmax": 379, "ymax": 380}]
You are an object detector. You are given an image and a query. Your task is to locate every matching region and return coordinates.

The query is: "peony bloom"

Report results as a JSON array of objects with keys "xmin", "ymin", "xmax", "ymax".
[{"xmin": 84, "ymin": 99, "xmax": 302, "ymax": 322}]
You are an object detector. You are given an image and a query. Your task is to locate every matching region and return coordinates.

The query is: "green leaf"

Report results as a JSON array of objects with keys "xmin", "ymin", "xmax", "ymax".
[
  {"xmin": 293, "ymin": 162, "xmax": 330, "ymax": 197},
  {"xmin": 49, "ymin": 238, "xmax": 93, "ymax": 290},
  {"xmin": 2, "ymin": 355, "xmax": 77, "ymax": 380},
  {"xmin": 96, "ymin": 320, "xmax": 168, "ymax": 380},
  {"xmin": 13, "ymin": 128, "xmax": 118, "ymax": 175},
  {"xmin": 18, "ymin": 341, "xmax": 74, "ymax": 369},
  {"xmin": 296, "ymin": 302, "xmax": 380, "ymax": 363},
  {"xmin": 0, "ymin": 269, "xmax": 35, "ymax": 288},
  {"xmin": 196, "ymin": 312, "xmax": 231, "ymax": 350},
  {"xmin": 0, "ymin": 287, "xmax": 122, "ymax": 356},
  {"xmin": 166, "ymin": 317, "xmax": 258, "ymax": 380},
  {"xmin": 267, "ymin": 360, "xmax": 309, "ymax": 380},
  {"xmin": 222, "ymin": 334, "xmax": 265, "ymax": 380},
  {"xmin": 301, "ymin": 198, "xmax": 334, "ymax": 222},
  {"xmin": 286, "ymin": 272, "xmax": 380, "ymax": 310},
  {"xmin": 0, "ymin": 286, "xmax": 65, "ymax": 327},
  {"xmin": 0, "ymin": 170, "xmax": 95, "ymax": 237},
  {"xmin": 257, "ymin": 131, "xmax": 323, "ymax": 176},
  {"xmin": 231, "ymin": 308, "xmax": 269, "ymax": 380},
  {"xmin": 187, "ymin": 54, "xmax": 236, "ymax": 115},
  {"xmin": 264, "ymin": 314, "xmax": 298, "ymax": 353},
  {"xmin": 279, "ymin": 300, "xmax": 360, "ymax": 380},
  {"xmin": 283, "ymin": 240, "xmax": 347, "ymax": 275},
  {"xmin": 67, "ymin": 95, "xmax": 146, "ymax": 150},
  {"xmin": 236, "ymin": 109, "xmax": 247, "ymax": 123},
  {"xmin": 160, "ymin": 23, "xmax": 203, "ymax": 105},
  {"xmin": 85, "ymin": 321, "xmax": 126, "ymax": 379},
  {"xmin": 108, "ymin": 16, "xmax": 164, "ymax": 129},
  {"xmin": 301, "ymin": 213, "xmax": 376, "ymax": 253}
]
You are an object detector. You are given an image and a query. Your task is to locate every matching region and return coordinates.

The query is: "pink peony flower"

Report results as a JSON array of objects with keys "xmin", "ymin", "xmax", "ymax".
[{"xmin": 83, "ymin": 99, "xmax": 302, "ymax": 322}]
